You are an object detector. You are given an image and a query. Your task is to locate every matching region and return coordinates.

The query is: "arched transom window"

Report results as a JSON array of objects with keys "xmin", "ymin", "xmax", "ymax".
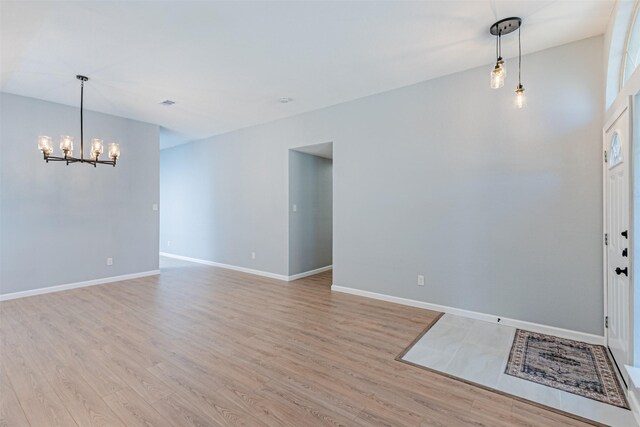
[{"xmin": 622, "ymin": 2, "xmax": 640, "ymax": 89}]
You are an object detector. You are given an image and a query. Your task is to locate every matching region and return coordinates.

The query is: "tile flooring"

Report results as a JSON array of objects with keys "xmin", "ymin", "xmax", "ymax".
[{"xmin": 401, "ymin": 314, "xmax": 637, "ymax": 427}]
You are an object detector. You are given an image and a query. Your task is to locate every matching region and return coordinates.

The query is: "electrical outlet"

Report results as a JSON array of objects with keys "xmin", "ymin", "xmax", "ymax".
[
  {"xmin": 152, "ymin": 204, "xmax": 158, "ymax": 211},
  {"xmin": 167, "ymin": 241, "xmax": 171, "ymax": 247},
  {"xmin": 251, "ymin": 252, "xmax": 256, "ymax": 260},
  {"xmin": 417, "ymin": 275, "xmax": 424, "ymax": 286},
  {"xmin": 292, "ymin": 204, "xmax": 297, "ymax": 212},
  {"xmin": 107, "ymin": 258, "xmax": 113, "ymax": 266}
]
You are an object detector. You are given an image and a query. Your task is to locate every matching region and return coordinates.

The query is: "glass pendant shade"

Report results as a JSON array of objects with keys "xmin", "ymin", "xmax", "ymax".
[
  {"xmin": 490, "ymin": 58, "xmax": 505, "ymax": 89},
  {"xmin": 515, "ymin": 85, "xmax": 526, "ymax": 109},
  {"xmin": 490, "ymin": 63, "xmax": 505, "ymax": 89},
  {"xmin": 60, "ymin": 135, "xmax": 74, "ymax": 154},
  {"xmin": 38, "ymin": 136, "xmax": 53, "ymax": 156},
  {"xmin": 91, "ymin": 138, "xmax": 104, "ymax": 159},
  {"xmin": 108, "ymin": 143, "xmax": 120, "ymax": 159}
]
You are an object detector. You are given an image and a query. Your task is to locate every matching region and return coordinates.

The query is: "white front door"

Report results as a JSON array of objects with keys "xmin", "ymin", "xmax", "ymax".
[{"xmin": 605, "ymin": 103, "xmax": 631, "ymax": 386}]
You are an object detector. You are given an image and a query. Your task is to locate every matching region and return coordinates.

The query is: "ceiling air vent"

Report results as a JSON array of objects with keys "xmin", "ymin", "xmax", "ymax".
[{"xmin": 159, "ymin": 100, "xmax": 175, "ymax": 106}]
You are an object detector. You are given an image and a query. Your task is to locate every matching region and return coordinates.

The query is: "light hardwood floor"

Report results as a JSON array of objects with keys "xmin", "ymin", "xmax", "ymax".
[{"xmin": 1, "ymin": 257, "xmax": 594, "ymax": 426}]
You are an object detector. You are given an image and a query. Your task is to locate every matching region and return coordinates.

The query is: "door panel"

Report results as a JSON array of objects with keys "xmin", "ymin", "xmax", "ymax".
[{"xmin": 606, "ymin": 105, "xmax": 631, "ymax": 386}]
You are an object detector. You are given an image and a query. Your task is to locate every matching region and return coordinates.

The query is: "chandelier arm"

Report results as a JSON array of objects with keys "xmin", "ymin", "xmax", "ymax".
[
  {"xmin": 43, "ymin": 155, "xmax": 115, "ymax": 165},
  {"xmin": 45, "ymin": 155, "xmax": 78, "ymax": 161}
]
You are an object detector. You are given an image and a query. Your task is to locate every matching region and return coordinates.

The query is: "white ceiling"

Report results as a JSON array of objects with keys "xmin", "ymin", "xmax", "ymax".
[{"xmin": 1, "ymin": 1, "xmax": 614, "ymax": 149}]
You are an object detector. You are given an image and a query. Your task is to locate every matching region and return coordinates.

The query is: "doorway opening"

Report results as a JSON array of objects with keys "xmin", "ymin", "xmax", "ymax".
[{"xmin": 288, "ymin": 142, "xmax": 333, "ymax": 279}]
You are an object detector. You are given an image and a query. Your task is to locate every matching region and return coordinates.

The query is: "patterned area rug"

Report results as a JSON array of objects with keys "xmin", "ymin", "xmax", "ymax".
[{"xmin": 505, "ymin": 330, "xmax": 629, "ymax": 409}]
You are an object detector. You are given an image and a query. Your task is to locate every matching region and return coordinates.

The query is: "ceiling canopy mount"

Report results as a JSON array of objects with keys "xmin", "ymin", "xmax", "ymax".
[{"xmin": 490, "ymin": 17, "xmax": 522, "ymax": 36}]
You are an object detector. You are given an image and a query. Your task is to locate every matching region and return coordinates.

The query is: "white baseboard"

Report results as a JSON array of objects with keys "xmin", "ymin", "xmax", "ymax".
[
  {"xmin": 160, "ymin": 252, "xmax": 332, "ymax": 282},
  {"xmin": 160, "ymin": 252, "xmax": 290, "ymax": 281},
  {"xmin": 331, "ymin": 285, "xmax": 605, "ymax": 346},
  {"xmin": 0, "ymin": 270, "xmax": 161, "ymax": 302},
  {"xmin": 288, "ymin": 265, "xmax": 333, "ymax": 281}
]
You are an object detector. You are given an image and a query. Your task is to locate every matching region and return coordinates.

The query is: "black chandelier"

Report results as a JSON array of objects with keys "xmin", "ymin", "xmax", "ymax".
[{"xmin": 38, "ymin": 75, "xmax": 121, "ymax": 167}]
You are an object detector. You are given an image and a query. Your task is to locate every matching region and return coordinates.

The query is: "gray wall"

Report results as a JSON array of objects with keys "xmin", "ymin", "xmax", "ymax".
[
  {"xmin": 0, "ymin": 93, "xmax": 160, "ymax": 294},
  {"xmin": 160, "ymin": 36, "xmax": 604, "ymax": 334},
  {"xmin": 288, "ymin": 150, "xmax": 332, "ymax": 275}
]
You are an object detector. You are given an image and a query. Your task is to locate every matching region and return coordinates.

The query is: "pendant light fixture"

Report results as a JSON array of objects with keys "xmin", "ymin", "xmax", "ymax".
[
  {"xmin": 38, "ymin": 75, "xmax": 121, "ymax": 167},
  {"xmin": 514, "ymin": 25, "xmax": 526, "ymax": 109},
  {"xmin": 489, "ymin": 17, "xmax": 526, "ymax": 108},
  {"xmin": 490, "ymin": 30, "xmax": 505, "ymax": 89}
]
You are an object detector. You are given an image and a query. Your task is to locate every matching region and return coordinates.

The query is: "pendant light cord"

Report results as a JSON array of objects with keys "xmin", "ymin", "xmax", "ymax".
[{"xmin": 518, "ymin": 26, "xmax": 522, "ymax": 86}]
